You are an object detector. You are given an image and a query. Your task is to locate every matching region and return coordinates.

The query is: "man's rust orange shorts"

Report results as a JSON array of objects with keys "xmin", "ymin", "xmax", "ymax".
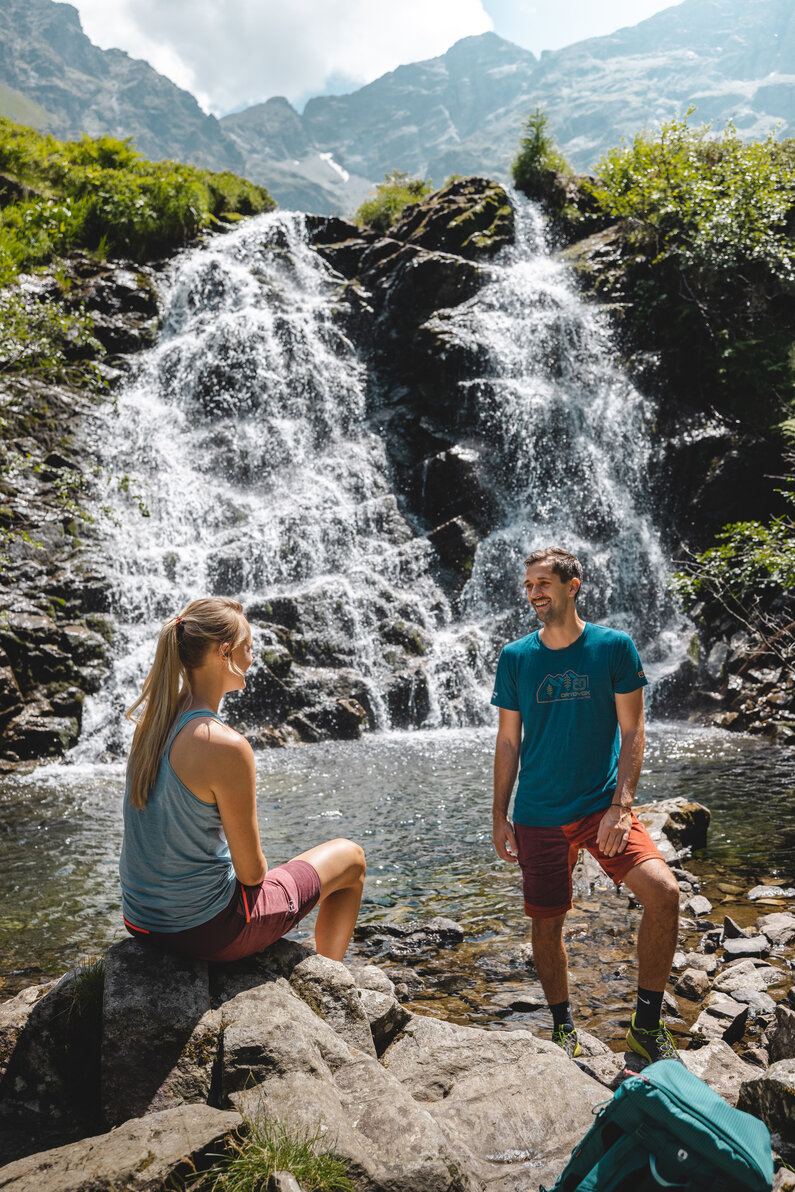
[{"xmin": 513, "ymin": 808, "xmax": 664, "ymax": 919}]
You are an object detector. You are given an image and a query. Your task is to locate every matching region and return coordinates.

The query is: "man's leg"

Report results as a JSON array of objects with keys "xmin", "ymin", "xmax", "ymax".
[
  {"xmin": 622, "ymin": 856, "xmax": 683, "ymax": 1062},
  {"xmin": 514, "ymin": 823, "xmax": 581, "ymax": 1057},
  {"xmin": 531, "ymin": 913, "xmax": 569, "ymax": 1004},
  {"xmin": 622, "ymin": 857, "xmax": 680, "ymax": 994}
]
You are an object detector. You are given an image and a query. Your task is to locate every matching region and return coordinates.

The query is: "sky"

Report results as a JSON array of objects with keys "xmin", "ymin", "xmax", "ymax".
[{"xmin": 71, "ymin": 0, "xmax": 683, "ymax": 116}]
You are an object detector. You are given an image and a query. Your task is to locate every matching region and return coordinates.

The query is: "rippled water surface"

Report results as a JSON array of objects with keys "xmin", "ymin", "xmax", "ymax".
[{"xmin": 1, "ymin": 721, "xmax": 793, "ymax": 1023}]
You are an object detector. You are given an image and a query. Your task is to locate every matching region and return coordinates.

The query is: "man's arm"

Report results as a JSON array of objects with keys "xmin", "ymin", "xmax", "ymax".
[
  {"xmin": 493, "ymin": 707, "xmax": 522, "ymax": 863},
  {"xmin": 596, "ymin": 688, "xmax": 645, "ymax": 858}
]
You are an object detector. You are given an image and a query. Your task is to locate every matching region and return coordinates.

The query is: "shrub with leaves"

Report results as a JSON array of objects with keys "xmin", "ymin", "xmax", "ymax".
[
  {"xmin": 0, "ymin": 121, "xmax": 276, "ymax": 279},
  {"xmin": 587, "ymin": 114, "xmax": 795, "ymax": 420},
  {"xmin": 355, "ymin": 169, "xmax": 432, "ymax": 233},
  {"xmin": 511, "ymin": 108, "xmax": 571, "ymax": 195},
  {"xmin": 0, "ymin": 289, "xmax": 102, "ymax": 383}
]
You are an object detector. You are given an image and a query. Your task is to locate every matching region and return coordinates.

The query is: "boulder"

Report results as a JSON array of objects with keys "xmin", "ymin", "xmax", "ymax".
[
  {"xmin": 356, "ymin": 917, "xmax": 464, "ymax": 958},
  {"xmin": 0, "ymin": 967, "xmax": 103, "ymax": 1152},
  {"xmin": 683, "ymin": 1039, "xmax": 762, "ymax": 1106},
  {"xmin": 673, "ymin": 951, "xmax": 718, "ymax": 975},
  {"xmin": 381, "ymin": 1013, "xmax": 605, "ymax": 1190},
  {"xmin": 724, "ymin": 936, "xmax": 771, "ymax": 960},
  {"xmin": 288, "ymin": 953, "xmax": 376, "ymax": 1056},
  {"xmin": 635, "ymin": 798, "xmax": 710, "ymax": 857},
  {"xmin": 768, "ymin": 1004, "xmax": 795, "ymax": 1063},
  {"xmin": 0, "ymin": 983, "xmax": 53, "ymax": 1082},
  {"xmin": 747, "ymin": 886, "xmax": 795, "ymax": 902},
  {"xmin": 101, "ymin": 940, "xmax": 220, "ymax": 1128},
  {"xmin": 0, "ymin": 1105, "xmax": 241, "ymax": 1192},
  {"xmin": 357, "ymin": 989, "xmax": 412, "ymax": 1056},
  {"xmin": 738, "ymin": 1060, "xmax": 795, "ymax": 1156},
  {"xmin": 347, "ymin": 964, "xmax": 395, "ymax": 996},
  {"xmin": 218, "ymin": 978, "xmax": 353, "ymax": 1101},
  {"xmin": 686, "ymin": 895, "xmax": 713, "ymax": 918},
  {"xmin": 713, "ymin": 959, "xmax": 785, "ymax": 995},
  {"xmin": 674, "ymin": 967, "xmax": 711, "ymax": 1001},
  {"xmin": 757, "ymin": 912, "xmax": 795, "ymax": 947},
  {"xmin": 723, "ymin": 916, "xmax": 749, "ymax": 940},
  {"xmin": 232, "ymin": 1055, "xmax": 475, "ymax": 1192},
  {"xmin": 690, "ymin": 996, "xmax": 748, "ymax": 1044},
  {"xmin": 389, "ymin": 178, "xmax": 515, "ymax": 261}
]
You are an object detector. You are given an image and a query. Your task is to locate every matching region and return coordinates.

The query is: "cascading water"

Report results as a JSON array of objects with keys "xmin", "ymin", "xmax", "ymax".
[
  {"xmin": 438, "ymin": 199, "xmax": 678, "ymax": 656},
  {"xmin": 77, "ymin": 196, "xmax": 680, "ymax": 757}
]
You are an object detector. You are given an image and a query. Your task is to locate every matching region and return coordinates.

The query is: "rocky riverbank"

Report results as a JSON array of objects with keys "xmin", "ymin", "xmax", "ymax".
[{"xmin": 1, "ymin": 798, "xmax": 794, "ymax": 1190}]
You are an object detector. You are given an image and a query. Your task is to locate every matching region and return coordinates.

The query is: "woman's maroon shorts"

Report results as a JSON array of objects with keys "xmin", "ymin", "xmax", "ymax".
[
  {"xmin": 513, "ymin": 809, "xmax": 664, "ymax": 919},
  {"xmin": 125, "ymin": 859, "xmax": 321, "ymax": 962}
]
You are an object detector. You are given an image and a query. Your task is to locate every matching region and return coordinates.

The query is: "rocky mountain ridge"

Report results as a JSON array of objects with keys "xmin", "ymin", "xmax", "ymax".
[{"xmin": 1, "ymin": 0, "xmax": 794, "ymax": 213}]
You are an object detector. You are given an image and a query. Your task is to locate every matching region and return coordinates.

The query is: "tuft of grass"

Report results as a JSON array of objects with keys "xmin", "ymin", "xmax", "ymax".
[
  {"xmin": 64, "ymin": 956, "xmax": 105, "ymax": 1022},
  {"xmin": 189, "ymin": 1115, "xmax": 353, "ymax": 1192}
]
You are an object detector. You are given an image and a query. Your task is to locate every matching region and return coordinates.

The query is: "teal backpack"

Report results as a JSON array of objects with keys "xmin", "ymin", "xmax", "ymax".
[{"xmin": 541, "ymin": 1061, "xmax": 773, "ymax": 1192}]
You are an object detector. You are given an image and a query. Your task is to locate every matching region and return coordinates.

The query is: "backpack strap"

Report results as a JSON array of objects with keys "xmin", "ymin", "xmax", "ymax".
[{"xmin": 573, "ymin": 1132, "xmax": 649, "ymax": 1192}]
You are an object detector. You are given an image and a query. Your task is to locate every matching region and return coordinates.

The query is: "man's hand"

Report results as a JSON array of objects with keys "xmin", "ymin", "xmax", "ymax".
[
  {"xmin": 493, "ymin": 816, "xmax": 519, "ymax": 863},
  {"xmin": 596, "ymin": 804, "xmax": 632, "ymax": 858}
]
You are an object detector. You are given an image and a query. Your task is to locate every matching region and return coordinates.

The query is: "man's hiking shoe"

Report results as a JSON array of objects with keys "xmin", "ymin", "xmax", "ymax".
[
  {"xmin": 626, "ymin": 1013, "xmax": 683, "ymax": 1064},
  {"xmin": 552, "ymin": 1025, "xmax": 582, "ymax": 1059}
]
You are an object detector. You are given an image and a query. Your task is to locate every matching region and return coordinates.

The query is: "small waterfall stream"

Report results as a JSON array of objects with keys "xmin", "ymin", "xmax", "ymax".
[{"xmin": 78, "ymin": 197, "xmax": 679, "ymax": 757}]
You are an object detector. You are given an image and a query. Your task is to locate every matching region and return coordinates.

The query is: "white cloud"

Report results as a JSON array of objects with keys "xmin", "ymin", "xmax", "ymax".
[{"xmin": 72, "ymin": 0, "xmax": 494, "ymax": 115}]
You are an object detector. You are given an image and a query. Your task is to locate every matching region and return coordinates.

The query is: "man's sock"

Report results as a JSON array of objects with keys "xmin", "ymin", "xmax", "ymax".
[
  {"xmin": 634, "ymin": 987, "xmax": 664, "ymax": 1032},
  {"xmin": 550, "ymin": 999, "xmax": 575, "ymax": 1031}
]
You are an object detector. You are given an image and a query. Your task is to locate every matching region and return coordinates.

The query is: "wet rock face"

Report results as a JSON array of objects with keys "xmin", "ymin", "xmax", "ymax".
[{"xmin": 0, "ymin": 252, "xmax": 161, "ymax": 768}]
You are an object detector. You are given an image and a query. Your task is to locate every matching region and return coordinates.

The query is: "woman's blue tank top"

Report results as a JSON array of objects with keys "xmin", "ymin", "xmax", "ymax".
[{"xmin": 119, "ymin": 709, "xmax": 237, "ymax": 932}]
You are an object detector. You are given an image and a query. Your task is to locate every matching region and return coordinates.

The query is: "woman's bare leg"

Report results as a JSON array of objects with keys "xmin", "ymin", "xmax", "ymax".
[{"xmin": 292, "ymin": 838, "xmax": 366, "ymax": 961}]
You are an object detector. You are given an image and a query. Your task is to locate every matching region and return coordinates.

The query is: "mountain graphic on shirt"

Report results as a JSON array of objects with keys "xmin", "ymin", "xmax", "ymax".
[{"xmin": 536, "ymin": 670, "xmax": 591, "ymax": 703}]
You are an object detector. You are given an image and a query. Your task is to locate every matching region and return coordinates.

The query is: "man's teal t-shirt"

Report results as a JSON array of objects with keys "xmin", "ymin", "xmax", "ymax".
[{"xmin": 491, "ymin": 622, "xmax": 648, "ymax": 827}]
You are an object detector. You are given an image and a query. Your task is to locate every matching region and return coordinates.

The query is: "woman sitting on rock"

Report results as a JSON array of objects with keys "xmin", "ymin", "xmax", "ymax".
[{"xmin": 119, "ymin": 596, "xmax": 365, "ymax": 962}]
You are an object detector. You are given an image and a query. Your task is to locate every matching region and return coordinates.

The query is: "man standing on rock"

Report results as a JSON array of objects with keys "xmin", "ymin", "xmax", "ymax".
[{"xmin": 491, "ymin": 546, "xmax": 682, "ymax": 1063}]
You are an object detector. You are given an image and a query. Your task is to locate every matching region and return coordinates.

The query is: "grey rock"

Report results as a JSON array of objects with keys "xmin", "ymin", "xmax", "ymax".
[
  {"xmin": 219, "ymin": 978, "xmax": 352, "ymax": 1101},
  {"xmin": 381, "ymin": 1013, "xmax": 605, "ymax": 1188},
  {"xmin": 774, "ymin": 1168, "xmax": 795, "ymax": 1192},
  {"xmin": 490, "ymin": 983, "xmax": 547, "ymax": 1012},
  {"xmin": 101, "ymin": 939, "xmax": 220, "ymax": 1128},
  {"xmin": 356, "ymin": 989, "xmax": 412, "ymax": 1056},
  {"xmin": 574, "ymin": 1030, "xmax": 624, "ymax": 1089},
  {"xmin": 0, "ymin": 967, "xmax": 102, "ymax": 1142},
  {"xmin": 768, "ymin": 1004, "xmax": 795, "ymax": 1063},
  {"xmin": 682, "ymin": 1039, "xmax": 762, "ymax": 1106},
  {"xmin": 268, "ymin": 1173, "xmax": 304, "ymax": 1192},
  {"xmin": 723, "ymin": 915, "xmax": 749, "ymax": 940},
  {"xmin": 713, "ymin": 959, "xmax": 785, "ymax": 994},
  {"xmin": 674, "ymin": 967, "xmax": 711, "ymax": 1001},
  {"xmin": 233, "ymin": 1054, "xmax": 474, "ymax": 1192},
  {"xmin": 723, "ymin": 935, "xmax": 771, "ymax": 959},
  {"xmin": 346, "ymin": 963, "xmax": 395, "ymax": 996},
  {"xmin": 741, "ymin": 1046, "xmax": 770, "ymax": 1068},
  {"xmin": 738, "ymin": 1059, "xmax": 795, "ymax": 1153},
  {"xmin": 686, "ymin": 895, "xmax": 714, "ymax": 918},
  {"xmin": 0, "ymin": 1104, "xmax": 242, "ymax": 1191},
  {"xmin": 706, "ymin": 641, "xmax": 731, "ymax": 682},
  {"xmin": 0, "ymin": 982, "xmax": 53, "ymax": 1081},
  {"xmin": 691, "ymin": 996, "xmax": 748, "ymax": 1044},
  {"xmin": 727, "ymin": 989, "xmax": 777, "ymax": 1013},
  {"xmin": 289, "ymin": 953, "xmax": 376, "ymax": 1056},
  {"xmin": 636, "ymin": 798, "xmax": 711, "ymax": 852},
  {"xmin": 747, "ymin": 886, "xmax": 795, "ymax": 902},
  {"xmin": 673, "ymin": 952, "xmax": 718, "ymax": 975},
  {"xmin": 757, "ymin": 912, "xmax": 795, "ymax": 947}
]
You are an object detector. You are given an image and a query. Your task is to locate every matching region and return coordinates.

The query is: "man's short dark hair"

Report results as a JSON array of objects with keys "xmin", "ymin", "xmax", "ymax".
[{"xmin": 524, "ymin": 546, "xmax": 583, "ymax": 590}]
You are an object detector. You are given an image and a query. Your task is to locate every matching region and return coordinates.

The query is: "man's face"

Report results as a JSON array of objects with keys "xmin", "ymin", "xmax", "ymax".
[{"xmin": 524, "ymin": 562, "xmax": 577, "ymax": 624}]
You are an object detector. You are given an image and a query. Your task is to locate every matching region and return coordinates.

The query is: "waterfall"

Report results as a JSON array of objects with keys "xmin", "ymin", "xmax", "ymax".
[{"xmin": 76, "ymin": 198, "xmax": 679, "ymax": 757}]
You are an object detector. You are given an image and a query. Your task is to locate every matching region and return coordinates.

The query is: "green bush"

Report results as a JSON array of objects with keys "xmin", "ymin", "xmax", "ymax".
[
  {"xmin": 511, "ymin": 108, "xmax": 570, "ymax": 194},
  {"xmin": 354, "ymin": 169, "xmax": 432, "ymax": 233},
  {"xmin": 0, "ymin": 118, "xmax": 276, "ymax": 277},
  {"xmin": 587, "ymin": 114, "xmax": 795, "ymax": 420},
  {"xmin": 0, "ymin": 289, "xmax": 101, "ymax": 383}
]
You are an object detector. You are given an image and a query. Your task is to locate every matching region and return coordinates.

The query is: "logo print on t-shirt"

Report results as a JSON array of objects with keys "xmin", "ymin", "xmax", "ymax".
[{"xmin": 536, "ymin": 670, "xmax": 591, "ymax": 703}]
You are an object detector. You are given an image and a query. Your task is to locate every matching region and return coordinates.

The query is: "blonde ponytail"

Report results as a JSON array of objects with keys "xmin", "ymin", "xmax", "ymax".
[{"xmin": 125, "ymin": 597, "xmax": 247, "ymax": 810}]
